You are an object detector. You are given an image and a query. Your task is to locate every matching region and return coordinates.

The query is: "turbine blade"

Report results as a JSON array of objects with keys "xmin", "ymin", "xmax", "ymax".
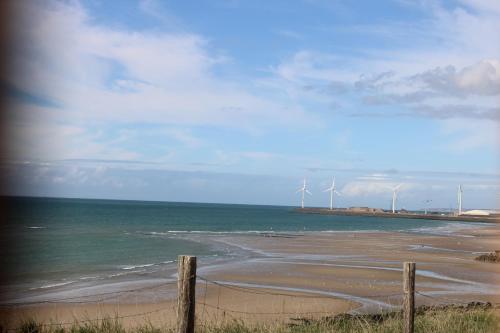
[
  {"xmin": 334, "ymin": 190, "xmax": 341, "ymax": 196},
  {"xmin": 306, "ymin": 190, "xmax": 312, "ymax": 195}
]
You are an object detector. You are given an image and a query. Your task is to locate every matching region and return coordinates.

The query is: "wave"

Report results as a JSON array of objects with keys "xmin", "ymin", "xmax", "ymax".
[
  {"xmin": 79, "ymin": 275, "xmax": 104, "ymax": 281},
  {"xmin": 121, "ymin": 263, "xmax": 157, "ymax": 270},
  {"xmin": 27, "ymin": 226, "xmax": 46, "ymax": 229},
  {"xmin": 141, "ymin": 230, "xmax": 270, "ymax": 235},
  {"xmin": 141, "ymin": 229, "xmax": 406, "ymax": 236},
  {"xmin": 161, "ymin": 260, "xmax": 175, "ymax": 264},
  {"xmin": 121, "ymin": 260, "xmax": 176, "ymax": 271},
  {"xmin": 321, "ymin": 229, "xmax": 383, "ymax": 233},
  {"xmin": 406, "ymin": 222, "xmax": 491, "ymax": 237},
  {"xmin": 139, "ymin": 230, "xmax": 355, "ymax": 236},
  {"xmin": 30, "ymin": 280, "xmax": 76, "ymax": 290},
  {"xmin": 108, "ymin": 269, "xmax": 147, "ymax": 278}
]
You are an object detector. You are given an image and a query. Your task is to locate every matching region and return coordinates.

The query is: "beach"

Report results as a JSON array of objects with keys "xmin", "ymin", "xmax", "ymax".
[
  {"xmin": 4, "ymin": 1, "xmax": 500, "ymax": 331},
  {"xmin": 2, "ymin": 222, "xmax": 499, "ymax": 329}
]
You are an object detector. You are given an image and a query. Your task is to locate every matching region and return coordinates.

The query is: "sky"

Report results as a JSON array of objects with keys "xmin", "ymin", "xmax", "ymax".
[{"xmin": 1, "ymin": 0, "xmax": 499, "ymax": 210}]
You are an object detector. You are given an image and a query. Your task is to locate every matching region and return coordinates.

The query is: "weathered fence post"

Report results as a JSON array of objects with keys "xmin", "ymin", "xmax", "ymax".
[
  {"xmin": 403, "ymin": 262, "xmax": 416, "ymax": 333},
  {"xmin": 177, "ymin": 255, "xmax": 197, "ymax": 333}
]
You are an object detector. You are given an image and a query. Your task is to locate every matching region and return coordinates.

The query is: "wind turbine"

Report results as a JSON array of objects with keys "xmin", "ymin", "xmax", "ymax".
[
  {"xmin": 391, "ymin": 184, "xmax": 402, "ymax": 213},
  {"xmin": 323, "ymin": 177, "xmax": 341, "ymax": 210},
  {"xmin": 457, "ymin": 185, "xmax": 463, "ymax": 215},
  {"xmin": 296, "ymin": 179, "xmax": 312, "ymax": 208},
  {"xmin": 423, "ymin": 199, "xmax": 432, "ymax": 215}
]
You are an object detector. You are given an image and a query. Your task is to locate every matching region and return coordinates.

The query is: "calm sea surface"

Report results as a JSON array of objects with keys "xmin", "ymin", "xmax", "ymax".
[{"xmin": 0, "ymin": 196, "xmax": 489, "ymax": 301}]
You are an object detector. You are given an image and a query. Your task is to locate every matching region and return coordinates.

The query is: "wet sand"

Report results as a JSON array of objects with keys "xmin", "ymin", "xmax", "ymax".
[{"xmin": 1, "ymin": 225, "xmax": 499, "ymax": 328}]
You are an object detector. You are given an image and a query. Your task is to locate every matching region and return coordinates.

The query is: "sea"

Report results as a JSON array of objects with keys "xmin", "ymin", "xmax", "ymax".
[{"xmin": 0, "ymin": 196, "xmax": 492, "ymax": 304}]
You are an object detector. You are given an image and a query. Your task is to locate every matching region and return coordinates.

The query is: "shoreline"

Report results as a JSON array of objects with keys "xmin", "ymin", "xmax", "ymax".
[
  {"xmin": 6, "ymin": 220, "xmax": 491, "ymax": 305},
  {"xmin": 295, "ymin": 207, "xmax": 500, "ymax": 223},
  {"xmin": 1, "ymin": 223, "xmax": 499, "ymax": 327}
]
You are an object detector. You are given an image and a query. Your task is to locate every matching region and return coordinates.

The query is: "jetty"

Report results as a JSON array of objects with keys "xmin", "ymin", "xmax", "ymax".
[{"xmin": 295, "ymin": 207, "xmax": 500, "ymax": 223}]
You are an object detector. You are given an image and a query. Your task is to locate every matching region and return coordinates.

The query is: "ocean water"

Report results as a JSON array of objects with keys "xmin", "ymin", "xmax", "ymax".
[{"xmin": 0, "ymin": 196, "xmax": 490, "ymax": 302}]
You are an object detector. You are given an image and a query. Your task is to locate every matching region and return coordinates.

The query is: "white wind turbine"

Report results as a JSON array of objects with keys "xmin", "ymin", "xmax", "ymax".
[
  {"xmin": 457, "ymin": 185, "xmax": 463, "ymax": 215},
  {"xmin": 323, "ymin": 177, "xmax": 341, "ymax": 210},
  {"xmin": 296, "ymin": 179, "xmax": 312, "ymax": 208},
  {"xmin": 423, "ymin": 199, "xmax": 432, "ymax": 215},
  {"xmin": 391, "ymin": 184, "xmax": 402, "ymax": 213}
]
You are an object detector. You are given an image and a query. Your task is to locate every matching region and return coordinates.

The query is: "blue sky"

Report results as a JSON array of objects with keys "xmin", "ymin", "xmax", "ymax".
[{"xmin": 2, "ymin": 0, "xmax": 499, "ymax": 209}]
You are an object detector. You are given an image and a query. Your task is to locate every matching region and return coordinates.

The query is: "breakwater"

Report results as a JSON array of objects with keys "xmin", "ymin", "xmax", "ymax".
[{"xmin": 295, "ymin": 208, "xmax": 500, "ymax": 223}]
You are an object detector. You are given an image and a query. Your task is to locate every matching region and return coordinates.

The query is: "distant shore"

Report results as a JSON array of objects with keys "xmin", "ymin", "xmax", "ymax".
[{"xmin": 295, "ymin": 207, "xmax": 500, "ymax": 223}]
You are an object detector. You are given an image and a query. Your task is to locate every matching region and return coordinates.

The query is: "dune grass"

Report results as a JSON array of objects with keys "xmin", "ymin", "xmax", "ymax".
[{"xmin": 2, "ymin": 305, "xmax": 498, "ymax": 333}]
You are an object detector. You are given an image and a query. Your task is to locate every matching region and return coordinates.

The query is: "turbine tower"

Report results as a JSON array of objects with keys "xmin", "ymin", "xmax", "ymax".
[
  {"xmin": 457, "ymin": 185, "xmax": 463, "ymax": 215},
  {"xmin": 296, "ymin": 179, "xmax": 312, "ymax": 208},
  {"xmin": 323, "ymin": 177, "xmax": 341, "ymax": 210},
  {"xmin": 423, "ymin": 199, "xmax": 432, "ymax": 215},
  {"xmin": 391, "ymin": 184, "xmax": 402, "ymax": 213}
]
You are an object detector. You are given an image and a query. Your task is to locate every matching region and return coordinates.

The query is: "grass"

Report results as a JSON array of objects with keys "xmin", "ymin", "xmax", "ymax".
[
  {"xmin": 284, "ymin": 306, "xmax": 499, "ymax": 333},
  {"xmin": 1, "ymin": 304, "xmax": 498, "ymax": 333}
]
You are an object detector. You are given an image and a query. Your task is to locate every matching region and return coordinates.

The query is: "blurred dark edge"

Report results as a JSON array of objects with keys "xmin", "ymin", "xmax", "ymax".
[{"xmin": 0, "ymin": 1, "xmax": 16, "ymax": 304}]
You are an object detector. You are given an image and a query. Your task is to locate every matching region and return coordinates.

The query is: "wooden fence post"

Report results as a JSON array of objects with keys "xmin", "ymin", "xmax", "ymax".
[
  {"xmin": 403, "ymin": 262, "xmax": 416, "ymax": 333},
  {"xmin": 177, "ymin": 255, "xmax": 197, "ymax": 333}
]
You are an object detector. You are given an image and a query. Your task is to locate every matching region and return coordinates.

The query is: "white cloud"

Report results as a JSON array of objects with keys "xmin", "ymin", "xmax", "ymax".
[
  {"xmin": 48, "ymin": 3, "xmax": 310, "ymax": 129},
  {"xmin": 164, "ymin": 128, "xmax": 203, "ymax": 148},
  {"xmin": 439, "ymin": 119, "xmax": 499, "ymax": 152},
  {"xmin": 341, "ymin": 181, "xmax": 420, "ymax": 197},
  {"xmin": 356, "ymin": 173, "xmax": 391, "ymax": 181},
  {"xmin": 272, "ymin": 50, "xmax": 356, "ymax": 84},
  {"xmin": 263, "ymin": 1, "xmax": 500, "ymax": 156},
  {"xmin": 3, "ymin": 0, "xmax": 499, "ymax": 186},
  {"xmin": 4, "ymin": 1, "xmax": 319, "ymax": 162},
  {"xmin": 457, "ymin": 0, "xmax": 500, "ymax": 14},
  {"xmin": 238, "ymin": 151, "xmax": 282, "ymax": 161},
  {"xmin": 138, "ymin": 0, "xmax": 184, "ymax": 27},
  {"xmin": 466, "ymin": 184, "xmax": 500, "ymax": 191},
  {"xmin": 409, "ymin": 60, "xmax": 500, "ymax": 97},
  {"xmin": 269, "ymin": 0, "xmax": 500, "ymax": 122}
]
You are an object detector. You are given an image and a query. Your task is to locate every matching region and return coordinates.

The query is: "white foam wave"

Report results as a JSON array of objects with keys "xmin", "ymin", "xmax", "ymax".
[
  {"xmin": 142, "ymin": 229, "xmax": 393, "ymax": 236},
  {"xmin": 30, "ymin": 280, "xmax": 76, "ymax": 290},
  {"xmin": 405, "ymin": 222, "xmax": 492, "ymax": 237},
  {"xmin": 121, "ymin": 263, "xmax": 156, "ymax": 270},
  {"xmin": 79, "ymin": 276, "xmax": 101, "ymax": 281},
  {"xmin": 120, "ymin": 260, "xmax": 176, "ymax": 270},
  {"xmin": 321, "ymin": 229, "xmax": 383, "ymax": 233},
  {"xmin": 143, "ymin": 230, "xmax": 268, "ymax": 235},
  {"xmin": 161, "ymin": 260, "xmax": 175, "ymax": 264},
  {"xmin": 108, "ymin": 269, "xmax": 146, "ymax": 278}
]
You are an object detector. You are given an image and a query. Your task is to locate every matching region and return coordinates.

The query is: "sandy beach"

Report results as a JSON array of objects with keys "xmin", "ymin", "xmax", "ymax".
[{"xmin": 1, "ymin": 224, "xmax": 499, "ymax": 328}]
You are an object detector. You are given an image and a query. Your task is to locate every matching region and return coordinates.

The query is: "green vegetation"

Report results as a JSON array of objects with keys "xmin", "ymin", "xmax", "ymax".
[
  {"xmin": 284, "ymin": 306, "xmax": 499, "ymax": 333},
  {"xmin": 1, "ymin": 305, "xmax": 498, "ymax": 333}
]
